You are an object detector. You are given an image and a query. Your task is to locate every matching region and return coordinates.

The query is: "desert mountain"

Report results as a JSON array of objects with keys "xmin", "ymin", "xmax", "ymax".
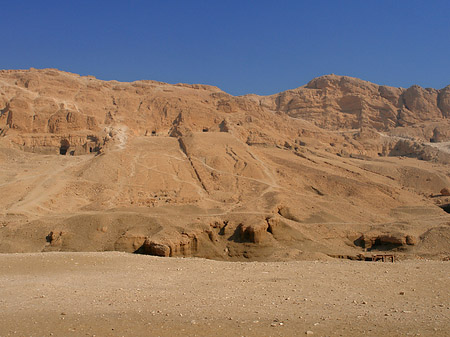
[{"xmin": 0, "ymin": 68, "xmax": 449, "ymax": 261}]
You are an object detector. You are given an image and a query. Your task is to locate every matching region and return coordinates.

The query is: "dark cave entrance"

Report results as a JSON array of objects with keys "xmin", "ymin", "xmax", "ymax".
[
  {"xmin": 59, "ymin": 139, "xmax": 70, "ymax": 155},
  {"xmin": 368, "ymin": 238, "xmax": 403, "ymax": 251},
  {"xmin": 440, "ymin": 204, "xmax": 450, "ymax": 214}
]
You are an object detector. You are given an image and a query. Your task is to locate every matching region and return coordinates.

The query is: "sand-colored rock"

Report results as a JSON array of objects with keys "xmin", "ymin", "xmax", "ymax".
[
  {"xmin": 0, "ymin": 68, "xmax": 449, "ymax": 261},
  {"xmin": 261, "ymin": 74, "xmax": 449, "ymax": 132}
]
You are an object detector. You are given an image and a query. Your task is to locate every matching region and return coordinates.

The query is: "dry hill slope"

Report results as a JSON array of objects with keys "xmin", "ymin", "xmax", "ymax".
[{"xmin": 0, "ymin": 68, "xmax": 449, "ymax": 260}]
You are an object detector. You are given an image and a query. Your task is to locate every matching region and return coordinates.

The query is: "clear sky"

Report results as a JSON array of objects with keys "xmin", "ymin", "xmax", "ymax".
[{"xmin": 1, "ymin": 0, "xmax": 449, "ymax": 95}]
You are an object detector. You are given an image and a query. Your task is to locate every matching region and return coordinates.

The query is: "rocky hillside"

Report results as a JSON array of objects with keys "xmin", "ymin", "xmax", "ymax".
[
  {"xmin": 1, "ymin": 69, "xmax": 449, "ymax": 155},
  {"xmin": 0, "ymin": 69, "xmax": 449, "ymax": 261},
  {"xmin": 263, "ymin": 75, "xmax": 450, "ymax": 131}
]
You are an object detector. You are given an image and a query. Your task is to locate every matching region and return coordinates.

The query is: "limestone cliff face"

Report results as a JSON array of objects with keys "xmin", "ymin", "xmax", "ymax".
[
  {"xmin": 0, "ymin": 69, "xmax": 448, "ymax": 157},
  {"xmin": 437, "ymin": 86, "xmax": 450, "ymax": 117},
  {"xmin": 261, "ymin": 75, "xmax": 448, "ymax": 131},
  {"xmin": 0, "ymin": 69, "xmax": 282, "ymax": 154}
]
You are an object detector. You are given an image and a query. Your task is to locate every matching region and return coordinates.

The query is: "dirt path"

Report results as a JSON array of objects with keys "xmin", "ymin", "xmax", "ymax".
[
  {"xmin": 0, "ymin": 252, "xmax": 448, "ymax": 337},
  {"xmin": 425, "ymin": 141, "xmax": 450, "ymax": 154},
  {"xmin": 7, "ymin": 155, "xmax": 92, "ymax": 216}
]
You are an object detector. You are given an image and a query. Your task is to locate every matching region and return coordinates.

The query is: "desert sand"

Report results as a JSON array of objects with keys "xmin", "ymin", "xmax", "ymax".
[{"xmin": 0, "ymin": 252, "xmax": 449, "ymax": 337}]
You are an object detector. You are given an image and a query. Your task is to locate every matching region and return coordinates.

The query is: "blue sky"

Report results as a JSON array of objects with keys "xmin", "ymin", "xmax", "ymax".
[{"xmin": 1, "ymin": 1, "xmax": 449, "ymax": 95}]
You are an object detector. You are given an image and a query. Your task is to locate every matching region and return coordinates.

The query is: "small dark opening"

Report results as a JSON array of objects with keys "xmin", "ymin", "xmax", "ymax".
[
  {"xmin": 151, "ymin": 130, "xmax": 156, "ymax": 135},
  {"xmin": 59, "ymin": 139, "xmax": 70, "ymax": 155},
  {"xmin": 89, "ymin": 147, "xmax": 93, "ymax": 153},
  {"xmin": 45, "ymin": 233, "xmax": 53, "ymax": 243},
  {"xmin": 218, "ymin": 221, "xmax": 228, "ymax": 236},
  {"xmin": 134, "ymin": 245, "xmax": 148, "ymax": 255},
  {"xmin": 202, "ymin": 127, "xmax": 209, "ymax": 132},
  {"xmin": 440, "ymin": 204, "xmax": 450, "ymax": 214},
  {"xmin": 353, "ymin": 236, "xmax": 365, "ymax": 248}
]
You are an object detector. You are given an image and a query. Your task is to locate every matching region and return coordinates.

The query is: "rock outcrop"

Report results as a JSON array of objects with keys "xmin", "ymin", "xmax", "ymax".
[{"xmin": 261, "ymin": 75, "xmax": 449, "ymax": 134}]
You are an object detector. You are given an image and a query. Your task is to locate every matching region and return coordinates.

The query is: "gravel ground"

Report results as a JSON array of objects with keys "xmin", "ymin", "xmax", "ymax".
[{"xmin": 0, "ymin": 252, "xmax": 449, "ymax": 337}]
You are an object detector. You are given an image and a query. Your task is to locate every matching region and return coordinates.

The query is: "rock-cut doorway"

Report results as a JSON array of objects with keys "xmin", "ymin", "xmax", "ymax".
[{"xmin": 60, "ymin": 139, "xmax": 70, "ymax": 155}]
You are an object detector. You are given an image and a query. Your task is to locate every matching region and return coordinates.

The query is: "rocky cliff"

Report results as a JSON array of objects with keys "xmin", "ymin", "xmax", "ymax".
[
  {"xmin": 1, "ymin": 69, "xmax": 449, "ymax": 155},
  {"xmin": 0, "ymin": 69, "xmax": 449, "ymax": 261}
]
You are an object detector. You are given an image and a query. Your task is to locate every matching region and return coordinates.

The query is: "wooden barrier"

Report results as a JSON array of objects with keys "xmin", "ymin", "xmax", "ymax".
[{"xmin": 372, "ymin": 254, "xmax": 395, "ymax": 262}]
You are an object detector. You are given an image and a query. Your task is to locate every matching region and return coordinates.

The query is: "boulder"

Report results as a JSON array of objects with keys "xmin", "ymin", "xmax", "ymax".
[{"xmin": 440, "ymin": 188, "xmax": 450, "ymax": 196}]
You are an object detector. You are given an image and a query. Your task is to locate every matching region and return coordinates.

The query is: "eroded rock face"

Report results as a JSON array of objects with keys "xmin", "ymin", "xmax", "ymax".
[
  {"xmin": 356, "ymin": 232, "xmax": 417, "ymax": 251},
  {"xmin": 45, "ymin": 231, "xmax": 66, "ymax": 247},
  {"xmin": 264, "ymin": 75, "xmax": 448, "ymax": 132},
  {"xmin": 437, "ymin": 86, "xmax": 450, "ymax": 117},
  {"xmin": 430, "ymin": 126, "xmax": 450, "ymax": 142},
  {"xmin": 1, "ymin": 69, "xmax": 449, "ymax": 153},
  {"xmin": 387, "ymin": 139, "xmax": 450, "ymax": 164},
  {"xmin": 0, "ymin": 69, "xmax": 449, "ymax": 261},
  {"xmin": 402, "ymin": 85, "xmax": 442, "ymax": 119},
  {"xmin": 114, "ymin": 232, "xmax": 148, "ymax": 252}
]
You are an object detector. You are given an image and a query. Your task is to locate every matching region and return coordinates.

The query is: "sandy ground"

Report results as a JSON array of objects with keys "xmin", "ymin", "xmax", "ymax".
[{"xmin": 0, "ymin": 252, "xmax": 449, "ymax": 337}]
